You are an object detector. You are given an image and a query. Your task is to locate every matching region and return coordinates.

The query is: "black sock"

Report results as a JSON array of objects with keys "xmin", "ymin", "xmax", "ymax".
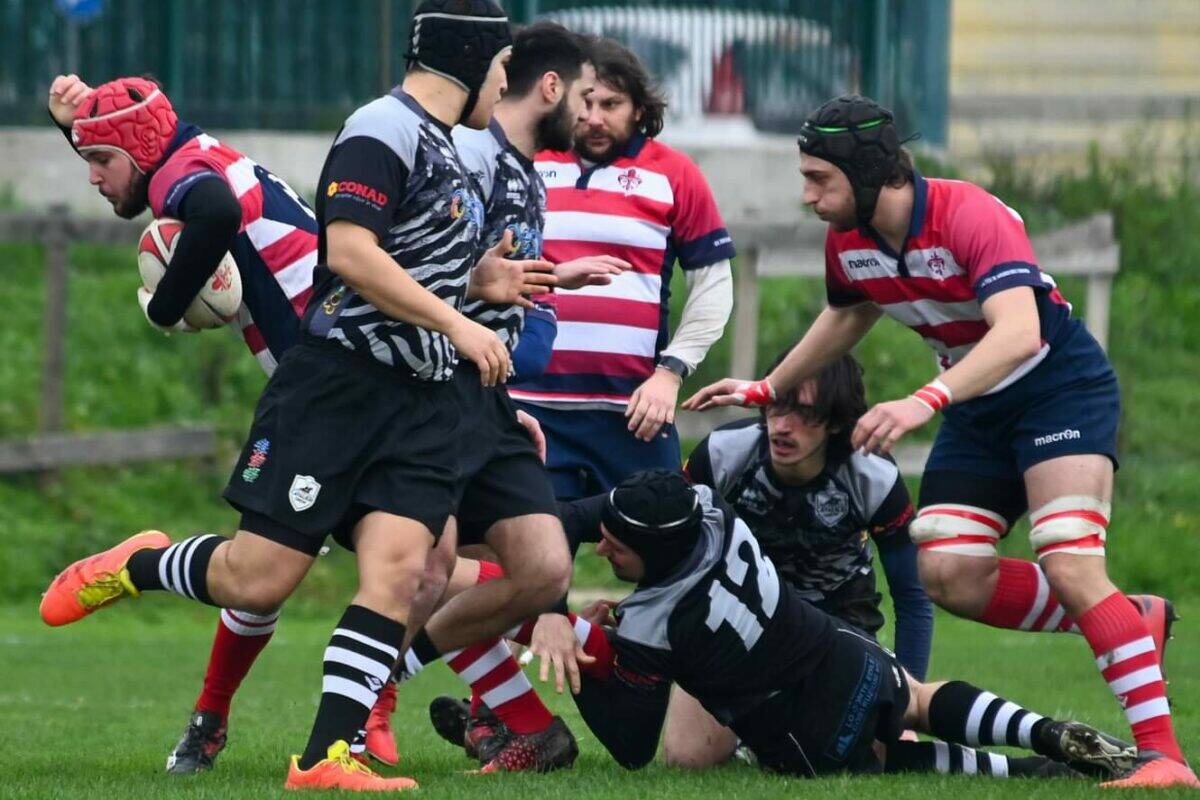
[
  {"xmin": 927, "ymin": 681, "xmax": 1049, "ymax": 751},
  {"xmin": 409, "ymin": 628, "xmax": 441, "ymax": 665},
  {"xmin": 299, "ymin": 605, "xmax": 404, "ymax": 770},
  {"xmin": 126, "ymin": 534, "xmax": 224, "ymax": 606},
  {"xmin": 886, "ymin": 740, "xmax": 1014, "ymax": 777}
]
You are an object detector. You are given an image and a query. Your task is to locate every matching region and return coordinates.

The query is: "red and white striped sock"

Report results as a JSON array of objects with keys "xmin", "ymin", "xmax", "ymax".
[
  {"xmin": 1076, "ymin": 592, "xmax": 1183, "ymax": 763},
  {"xmin": 445, "ymin": 640, "xmax": 551, "ymax": 734},
  {"xmin": 194, "ymin": 608, "xmax": 280, "ymax": 716},
  {"xmin": 979, "ymin": 559, "xmax": 1079, "ymax": 634}
]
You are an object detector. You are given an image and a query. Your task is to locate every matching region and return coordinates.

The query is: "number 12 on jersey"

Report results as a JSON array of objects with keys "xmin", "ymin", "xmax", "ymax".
[{"xmin": 705, "ymin": 522, "xmax": 780, "ymax": 650}]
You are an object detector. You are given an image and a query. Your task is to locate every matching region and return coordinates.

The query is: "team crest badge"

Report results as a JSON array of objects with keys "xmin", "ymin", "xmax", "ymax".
[
  {"xmin": 809, "ymin": 484, "xmax": 850, "ymax": 527},
  {"xmin": 288, "ymin": 474, "xmax": 321, "ymax": 512},
  {"xmin": 617, "ymin": 168, "xmax": 642, "ymax": 193},
  {"xmin": 926, "ymin": 252, "xmax": 947, "ymax": 277}
]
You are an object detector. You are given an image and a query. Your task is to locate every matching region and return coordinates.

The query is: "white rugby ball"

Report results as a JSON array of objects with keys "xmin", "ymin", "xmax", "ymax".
[{"xmin": 137, "ymin": 217, "xmax": 242, "ymax": 330}]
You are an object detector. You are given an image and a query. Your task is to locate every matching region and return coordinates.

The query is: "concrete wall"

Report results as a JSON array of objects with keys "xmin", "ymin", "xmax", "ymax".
[{"xmin": 0, "ymin": 117, "xmax": 804, "ymax": 224}]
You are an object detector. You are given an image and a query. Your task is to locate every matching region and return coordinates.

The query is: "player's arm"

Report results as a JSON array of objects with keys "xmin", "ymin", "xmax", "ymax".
[
  {"xmin": 323, "ymin": 134, "xmax": 508, "ymax": 384},
  {"xmin": 47, "ymin": 74, "xmax": 91, "ymax": 147},
  {"xmin": 853, "ymin": 194, "xmax": 1044, "ymax": 454},
  {"xmin": 682, "ymin": 301, "xmax": 881, "ymax": 411},
  {"xmin": 141, "ymin": 177, "xmax": 242, "ymax": 329},
  {"xmin": 868, "ymin": 480, "xmax": 933, "ymax": 681},
  {"xmin": 572, "ymin": 636, "xmax": 671, "ymax": 769},
  {"xmin": 510, "ymin": 295, "xmax": 557, "ymax": 382},
  {"xmin": 328, "ymin": 222, "xmax": 509, "ymax": 385}
]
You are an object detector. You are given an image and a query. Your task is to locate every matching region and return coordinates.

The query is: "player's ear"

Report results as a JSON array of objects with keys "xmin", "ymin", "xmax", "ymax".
[{"xmin": 541, "ymin": 71, "xmax": 562, "ymax": 104}]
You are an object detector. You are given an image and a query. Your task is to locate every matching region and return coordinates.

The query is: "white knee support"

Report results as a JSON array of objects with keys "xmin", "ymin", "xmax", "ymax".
[
  {"xmin": 910, "ymin": 504, "xmax": 1007, "ymax": 557},
  {"xmin": 1029, "ymin": 495, "xmax": 1109, "ymax": 559}
]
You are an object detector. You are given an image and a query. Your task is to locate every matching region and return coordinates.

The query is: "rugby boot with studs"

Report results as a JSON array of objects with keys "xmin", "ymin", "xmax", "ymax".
[
  {"xmin": 284, "ymin": 740, "xmax": 417, "ymax": 792},
  {"xmin": 166, "ymin": 710, "xmax": 227, "ymax": 774},
  {"xmin": 1100, "ymin": 751, "xmax": 1200, "ymax": 789},
  {"xmin": 1036, "ymin": 720, "xmax": 1137, "ymax": 779},
  {"xmin": 40, "ymin": 531, "xmax": 170, "ymax": 626},
  {"xmin": 429, "ymin": 696, "xmax": 511, "ymax": 763},
  {"xmin": 479, "ymin": 716, "xmax": 578, "ymax": 774}
]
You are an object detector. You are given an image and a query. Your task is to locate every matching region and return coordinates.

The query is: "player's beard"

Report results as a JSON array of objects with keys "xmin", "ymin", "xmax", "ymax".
[
  {"xmin": 535, "ymin": 94, "xmax": 576, "ymax": 153},
  {"xmin": 573, "ymin": 121, "xmax": 632, "ymax": 164},
  {"xmin": 113, "ymin": 170, "xmax": 150, "ymax": 219}
]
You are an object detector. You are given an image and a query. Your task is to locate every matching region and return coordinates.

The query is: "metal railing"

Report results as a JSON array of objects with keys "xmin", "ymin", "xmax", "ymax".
[{"xmin": 1, "ymin": 0, "xmax": 947, "ymax": 142}]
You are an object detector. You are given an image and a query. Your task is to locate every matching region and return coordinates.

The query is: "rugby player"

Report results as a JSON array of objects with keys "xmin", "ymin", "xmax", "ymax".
[
  {"xmin": 40, "ymin": 1, "xmax": 533, "ymax": 791},
  {"xmin": 360, "ymin": 21, "xmax": 631, "ymax": 772},
  {"xmin": 49, "ymin": 72, "xmax": 326, "ymax": 773},
  {"xmin": 509, "ymin": 37, "xmax": 736, "ymax": 500},
  {"xmin": 665, "ymin": 352, "xmax": 932, "ymax": 767},
  {"xmin": 503, "ymin": 471, "xmax": 1140, "ymax": 782},
  {"xmin": 683, "ymin": 94, "xmax": 1195, "ymax": 788}
]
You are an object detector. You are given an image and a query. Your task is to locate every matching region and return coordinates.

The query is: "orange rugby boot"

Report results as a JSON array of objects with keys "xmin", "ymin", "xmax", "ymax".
[
  {"xmin": 39, "ymin": 530, "xmax": 170, "ymax": 626},
  {"xmin": 284, "ymin": 740, "xmax": 417, "ymax": 792},
  {"xmin": 364, "ymin": 682, "xmax": 399, "ymax": 766},
  {"xmin": 1101, "ymin": 751, "xmax": 1200, "ymax": 789}
]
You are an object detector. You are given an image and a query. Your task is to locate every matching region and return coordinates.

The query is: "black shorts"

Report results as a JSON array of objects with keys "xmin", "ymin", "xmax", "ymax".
[
  {"xmin": 453, "ymin": 363, "xmax": 558, "ymax": 546},
  {"xmin": 733, "ymin": 627, "xmax": 909, "ymax": 778},
  {"xmin": 223, "ymin": 340, "xmax": 460, "ymax": 555}
]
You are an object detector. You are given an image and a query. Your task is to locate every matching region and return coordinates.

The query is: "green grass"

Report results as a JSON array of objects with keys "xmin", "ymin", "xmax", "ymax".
[{"xmin": 1, "ymin": 600, "xmax": 1197, "ymax": 799}]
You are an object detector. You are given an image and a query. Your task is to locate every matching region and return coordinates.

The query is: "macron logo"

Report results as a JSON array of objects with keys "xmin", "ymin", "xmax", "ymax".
[{"xmin": 1034, "ymin": 428, "xmax": 1081, "ymax": 447}]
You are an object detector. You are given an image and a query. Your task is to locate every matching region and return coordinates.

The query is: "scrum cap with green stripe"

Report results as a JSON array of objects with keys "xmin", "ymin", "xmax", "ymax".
[{"xmin": 797, "ymin": 94, "xmax": 899, "ymax": 226}]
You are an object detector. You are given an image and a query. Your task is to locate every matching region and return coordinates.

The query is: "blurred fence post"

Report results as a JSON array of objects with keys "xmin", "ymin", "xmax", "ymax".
[
  {"xmin": 40, "ymin": 204, "xmax": 70, "ymax": 435},
  {"xmin": 731, "ymin": 248, "xmax": 759, "ymax": 380}
]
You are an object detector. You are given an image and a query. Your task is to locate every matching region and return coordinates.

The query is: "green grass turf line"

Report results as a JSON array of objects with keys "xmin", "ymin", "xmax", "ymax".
[{"xmin": 0, "ymin": 600, "xmax": 1195, "ymax": 799}]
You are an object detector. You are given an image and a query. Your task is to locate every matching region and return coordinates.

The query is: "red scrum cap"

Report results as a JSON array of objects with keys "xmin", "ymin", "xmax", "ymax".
[{"xmin": 71, "ymin": 77, "xmax": 178, "ymax": 173}]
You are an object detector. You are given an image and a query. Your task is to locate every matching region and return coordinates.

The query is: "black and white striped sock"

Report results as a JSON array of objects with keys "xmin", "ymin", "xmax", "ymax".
[
  {"xmin": 299, "ymin": 605, "xmax": 404, "ymax": 770},
  {"xmin": 928, "ymin": 681, "xmax": 1048, "ymax": 750},
  {"xmin": 886, "ymin": 740, "xmax": 1013, "ymax": 777},
  {"xmin": 126, "ymin": 534, "xmax": 224, "ymax": 605}
]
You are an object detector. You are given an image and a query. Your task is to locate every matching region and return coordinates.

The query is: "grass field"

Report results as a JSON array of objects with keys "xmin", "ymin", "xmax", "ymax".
[{"xmin": 2, "ymin": 598, "xmax": 1197, "ymax": 800}]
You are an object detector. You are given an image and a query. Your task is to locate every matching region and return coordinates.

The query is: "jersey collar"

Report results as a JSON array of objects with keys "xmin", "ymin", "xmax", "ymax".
[
  {"xmin": 391, "ymin": 87, "xmax": 453, "ymax": 135},
  {"xmin": 156, "ymin": 122, "xmax": 202, "ymax": 172},
  {"xmin": 488, "ymin": 118, "xmax": 533, "ymax": 169},
  {"xmin": 859, "ymin": 168, "xmax": 928, "ymax": 268}
]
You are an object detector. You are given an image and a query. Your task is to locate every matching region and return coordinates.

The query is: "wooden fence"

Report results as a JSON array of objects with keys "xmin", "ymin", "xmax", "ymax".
[{"xmin": 0, "ymin": 206, "xmax": 216, "ymax": 474}]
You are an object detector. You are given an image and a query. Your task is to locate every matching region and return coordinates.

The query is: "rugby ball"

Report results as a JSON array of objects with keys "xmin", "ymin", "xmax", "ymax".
[{"xmin": 137, "ymin": 217, "xmax": 242, "ymax": 330}]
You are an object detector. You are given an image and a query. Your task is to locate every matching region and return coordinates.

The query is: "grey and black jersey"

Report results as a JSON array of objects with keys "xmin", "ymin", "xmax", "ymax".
[
  {"xmin": 685, "ymin": 418, "xmax": 914, "ymax": 600},
  {"xmin": 305, "ymin": 88, "xmax": 485, "ymax": 381},
  {"xmin": 453, "ymin": 120, "xmax": 546, "ymax": 353},
  {"xmin": 610, "ymin": 485, "xmax": 837, "ymax": 725}
]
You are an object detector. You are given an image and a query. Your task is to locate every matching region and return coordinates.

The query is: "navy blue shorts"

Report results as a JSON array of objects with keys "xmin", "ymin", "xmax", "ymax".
[
  {"xmin": 924, "ymin": 320, "xmax": 1120, "ymax": 481},
  {"xmin": 512, "ymin": 404, "xmax": 682, "ymax": 500}
]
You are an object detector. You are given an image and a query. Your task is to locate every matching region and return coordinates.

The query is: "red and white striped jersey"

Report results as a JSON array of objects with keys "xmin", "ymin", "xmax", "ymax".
[
  {"xmin": 825, "ymin": 173, "xmax": 1072, "ymax": 393},
  {"xmin": 148, "ymin": 125, "xmax": 317, "ymax": 375},
  {"xmin": 510, "ymin": 136, "xmax": 735, "ymax": 409}
]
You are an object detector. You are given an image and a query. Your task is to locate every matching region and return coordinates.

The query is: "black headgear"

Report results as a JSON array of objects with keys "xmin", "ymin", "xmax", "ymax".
[
  {"xmin": 406, "ymin": 0, "xmax": 513, "ymax": 124},
  {"xmin": 797, "ymin": 94, "xmax": 899, "ymax": 226},
  {"xmin": 601, "ymin": 469, "xmax": 703, "ymax": 585}
]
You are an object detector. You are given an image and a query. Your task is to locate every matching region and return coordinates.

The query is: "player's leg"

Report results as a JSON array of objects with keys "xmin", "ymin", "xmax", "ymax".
[
  {"xmin": 884, "ymin": 740, "xmax": 1080, "ymax": 779},
  {"xmin": 1024, "ymin": 454, "xmax": 1196, "ymax": 787},
  {"xmin": 901, "ymin": 672, "xmax": 1134, "ymax": 779},
  {"xmin": 659, "ymin": 685, "xmax": 738, "ymax": 769},
  {"xmin": 287, "ymin": 511, "xmax": 432, "ymax": 790}
]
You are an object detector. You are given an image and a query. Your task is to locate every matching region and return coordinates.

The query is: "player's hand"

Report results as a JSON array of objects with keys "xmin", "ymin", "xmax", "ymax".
[
  {"xmin": 851, "ymin": 396, "xmax": 934, "ymax": 456},
  {"xmin": 48, "ymin": 74, "xmax": 92, "ymax": 127},
  {"xmin": 137, "ymin": 287, "xmax": 198, "ymax": 334},
  {"xmin": 515, "ymin": 409, "xmax": 547, "ymax": 463},
  {"xmin": 448, "ymin": 316, "xmax": 510, "ymax": 386},
  {"xmin": 529, "ymin": 613, "xmax": 595, "ymax": 695},
  {"xmin": 579, "ymin": 599, "xmax": 619, "ymax": 627},
  {"xmin": 553, "ymin": 255, "xmax": 630, "ymax": 290},
  {"xmin": 681, "ymin": 377, "xmax": 775, "ymax": 411},
  {"xmin": 468, "ymin": 229, "xmax": 557, "ymax": 309},
  {"xmin": 625, "ymin": 368, "xmax": 681, "ymax": 442}
]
